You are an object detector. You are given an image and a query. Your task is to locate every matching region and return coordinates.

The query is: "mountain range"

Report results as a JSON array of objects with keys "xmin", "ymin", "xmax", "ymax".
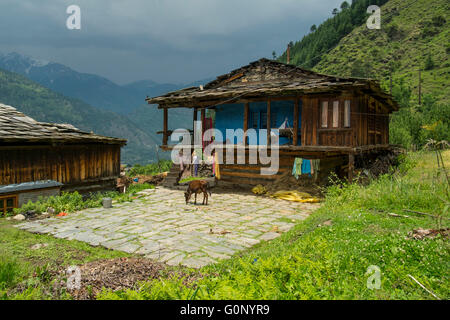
[{"xmin": 0, "ymin": 52, "xmax": 211, "ymax": 164}]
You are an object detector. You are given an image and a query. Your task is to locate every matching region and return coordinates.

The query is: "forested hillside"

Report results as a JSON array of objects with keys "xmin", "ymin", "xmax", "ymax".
[{"xmin": 278, "ymin": 0, "xmax": 390, "ymax": 68}]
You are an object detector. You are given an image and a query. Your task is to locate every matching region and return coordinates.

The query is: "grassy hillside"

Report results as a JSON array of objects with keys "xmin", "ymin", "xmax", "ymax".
[
  {"xmin": 279, "ymin": 0, "xmax": 389, "ymax": 68},
  {"xmin": 313, "ymin": 0, "xmax": 449, "ymax": 103},
  {"xmin": 0, "ymin": 68, "xmax": 159, "ymax": 164}
]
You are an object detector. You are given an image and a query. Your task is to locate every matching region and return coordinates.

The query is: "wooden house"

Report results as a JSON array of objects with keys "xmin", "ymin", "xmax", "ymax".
[
  {"xmin": 146, "ymin": 59, "xmax": 398, "ymax": 187},
  {"xmin": 0, "ymin": 103, "xmax": 126, "ymax": 213}
]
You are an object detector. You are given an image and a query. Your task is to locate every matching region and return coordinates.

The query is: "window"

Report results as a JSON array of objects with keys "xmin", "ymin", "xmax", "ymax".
[
  {"xmin": 344, "ymin": 100, "xmax": 351, "ymax": 127},
  {"xmin": 321, "ymin": 101, "xmax": 328, "ymax": 128},
  {"xmin": 250, "ymin": 112, "xmax": 258, "ymax": 129},
  {"xmin": 0, "ymin": 195, "xmax": 17, "ymax": 215},
  {"xmin": 332, "ymin": 101, "xmax": 339, "ymax": 128},
  {"xmin": 260, "ymin": 112, "xmax": 267, "ymax": 129},
  {"xmin": 271, "ymin": 111, "xmax": 277, "ymax": 128}
]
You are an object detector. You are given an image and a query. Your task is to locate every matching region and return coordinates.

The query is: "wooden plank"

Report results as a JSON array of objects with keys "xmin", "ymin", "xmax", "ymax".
[
  {"xmin": 163, "ymin": 107, "xmax": 168, "ymax": 145},
  {"xmin": 243, "ymin": 102, "xmax": 249, "ymax": 145},
  {"xmin": 293, "ymin": 99, "xmax": 299, "ymax": 146},
  {"xmin": 267, "ymin": 100, "xmax": 271, "ymax": 145}
]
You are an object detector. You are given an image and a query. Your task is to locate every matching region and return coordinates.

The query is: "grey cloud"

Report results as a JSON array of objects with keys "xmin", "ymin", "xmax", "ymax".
[{"xmin": 0, "ymin": 0, "xmax": 344, "ymax": 83}]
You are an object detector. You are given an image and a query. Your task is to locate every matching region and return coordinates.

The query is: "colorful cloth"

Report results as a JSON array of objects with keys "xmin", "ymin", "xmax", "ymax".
[
  {"xmin": 215, "ymin": 152, "xmax": 220, "ymax": 179},
  {"xmin": 292, "ymin": 158, "xmax": 303, "ymax": 179},
  {"xmin": 301, "ymin": 158, "xmax": 311, "ymax": 176}
]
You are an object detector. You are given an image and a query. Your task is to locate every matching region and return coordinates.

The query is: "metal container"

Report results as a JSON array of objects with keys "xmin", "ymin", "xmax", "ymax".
[{"xmin": 102, "ymin": 197, "xmax": 112, "ymax": 208}]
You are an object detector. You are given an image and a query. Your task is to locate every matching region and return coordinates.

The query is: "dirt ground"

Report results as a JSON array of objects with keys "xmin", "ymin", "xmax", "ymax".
[{"xmin": 56, "ymin": 257, "xmax": 201, "ymax": 300}]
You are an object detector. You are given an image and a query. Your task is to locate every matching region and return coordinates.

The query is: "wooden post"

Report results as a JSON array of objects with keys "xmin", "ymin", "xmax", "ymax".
[
  {"xmin": 163, "ymin": 107, "xmax": 168, "ymax": 146},
  {"xmin": 348, "ymin": 153, "xmax": 355, "ymax": 182},
  {"xmin": 193, "ymin": 107, "xmax": 198, "ymax": 129},
  {"xmin": 266, "ymin": 100, "xmax": 271, "ymax": 145},
  {"xmin": 418, "ymin": 69, "xmax": 422, "ymax": 106},
  {"xmin": 201, "ymin": 108, "xmax": 205, "ymax": 151},
  {"xmin": 293, "ymin": 99, "xmax": 299, "ymax": 146},
  {"xmin": 243, "ymin": 103, "xmax": 249, "ymax": 145},
  {"xmin": 287, "ymin": 44, "xmax": 290, "ymax": 64}
]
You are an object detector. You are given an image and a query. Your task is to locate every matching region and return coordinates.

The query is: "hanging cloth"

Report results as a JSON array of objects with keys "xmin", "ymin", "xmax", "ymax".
[
  {"xmin": 301, "ymin": 158, "xmax": 311, "ymax": 176},
  {"xmin": 215, "ymin": 151, "xmax": 220, "ymax": 180},
  {"xmin": 292, "ymin": 158, "xmax": 303, "ymax": 179}
]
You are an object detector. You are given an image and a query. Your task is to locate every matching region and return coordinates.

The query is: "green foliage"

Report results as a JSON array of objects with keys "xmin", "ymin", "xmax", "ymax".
[
  {"xmin": 424, "ymin": 54, "xmax": 435, "ymax": 70},
  {"xmin": 127, "ymin": 160, "xmax": 173, "ymax": 177},
  {"xmin": 0, "ymin": 258, "xmax": 23, "ymax": 290},
  {"xmin": 13, "ymin": 184, "xmax": 155, "ymax": 215},
  {"xmin": 388, "ymin": 79, "xmax": 450, "ymax": 149},
  {"xmin": 279, "ymin": 0, "xmax": 390, "ymax": 68}
]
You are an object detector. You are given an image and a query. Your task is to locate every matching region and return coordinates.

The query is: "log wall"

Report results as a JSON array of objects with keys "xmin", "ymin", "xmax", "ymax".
[{"xmin": 0, "ymin": 144, "xmax": 121, "ymax": 192}]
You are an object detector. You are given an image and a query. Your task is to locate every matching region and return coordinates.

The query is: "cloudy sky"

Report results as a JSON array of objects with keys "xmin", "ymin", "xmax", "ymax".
[{"xmin": 0, "ymin": 0, "xmax": 343, "ymax": 84}]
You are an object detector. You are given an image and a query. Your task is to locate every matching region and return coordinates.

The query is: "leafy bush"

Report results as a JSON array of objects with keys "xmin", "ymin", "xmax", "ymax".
[
  {"xmin": 13, "ymin": 183, "xmax": 155, "ymax": 215},
  {"xmin": 127, "ymin": 161, "xmax": 172, "ymax": 177}
]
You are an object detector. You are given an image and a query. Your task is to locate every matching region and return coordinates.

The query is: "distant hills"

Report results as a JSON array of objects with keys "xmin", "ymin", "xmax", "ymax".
[{"xmin": 0, "ymin": 52, "xmax": 213, "ymax": 164}]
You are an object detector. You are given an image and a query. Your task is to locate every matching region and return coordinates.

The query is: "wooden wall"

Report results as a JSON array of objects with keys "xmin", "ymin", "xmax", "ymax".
[
  {"xmin": 353, "ymin": 95, "xmax": 390, "ymax": 146},
  {"xmin": 0, "ymin": 144, "xmax": 121, "ymax": 191},
  {"xmin": 217, "ymin": 148, "xmax": 346, "ymax": 187},
  {"xmin": 301, "ymin": 94, "xmax": 389, "ymax": 147}
]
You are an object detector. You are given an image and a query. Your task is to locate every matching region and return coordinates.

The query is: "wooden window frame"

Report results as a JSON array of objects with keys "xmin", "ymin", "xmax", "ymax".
[
  {"xmin": 0, "ymin": 195, "xmax": 18, "ymax": 215},
  {"xmin": 260, "ymin": 111, "xmax": 267, "ymax": 129},
  {"xmin": 320, "ymin": 98, "xmax": 352, "ymax": 130},
  {"xmin": 321, "ymin": 101, "xmax": 328, "ymax": 128},
  {"xmin": 250, "ymin": 112, "xmax": 258, "ymax": 129},
  {"xmin": 344, "ymin": 100, "xmax": 351, "ymax": 128},
  {"xmin": 332, "ymin": 100, "xmax": 339, "ymax": 128}
]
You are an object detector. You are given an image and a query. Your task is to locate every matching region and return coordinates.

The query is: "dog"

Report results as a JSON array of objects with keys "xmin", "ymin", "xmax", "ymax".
[{"xmin": 185, "ymin": 180, "xmax": 212, "ymax": 205}]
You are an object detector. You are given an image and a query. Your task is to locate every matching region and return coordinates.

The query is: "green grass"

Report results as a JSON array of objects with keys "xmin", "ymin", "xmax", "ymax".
[
  {"xmin": 179, "ymin": 176, "xmax": 208, "ymax": 184},
  {"xmin": 127, "ymin": 161, "xmax": 173, "ymax": 177},
  {"xmin": 0, "ymin": 218, "xmax": 131, "ymax": 299},
  {"xmin": 97, "ymin": 150, "xmax": 449, "ymax": 300}
]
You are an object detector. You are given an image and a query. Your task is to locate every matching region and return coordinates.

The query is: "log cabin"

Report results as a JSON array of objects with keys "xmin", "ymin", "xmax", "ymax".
[
  {"xmin": 146, "ymin": 58, "xmax": 399, "ymax": 187},
  {"xmin": 0, "ymin": 103, "xmax": 126, "ymax": 213}
]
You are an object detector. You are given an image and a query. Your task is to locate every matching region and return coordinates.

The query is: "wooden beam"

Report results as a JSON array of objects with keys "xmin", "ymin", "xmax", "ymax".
[
  {"xmin": 243, "ymin": 103, "xmax": 249, "ymax": 145},
  {"xmin": 193, "ymin": 107, "xmax": 198, "ymax": 122},
  {"xmin": 293, "ymin": 99, "xmax": 299, "ymax": 146},
  {"xmin": 267, "ymin": 100, "xmax": 271, "ymax": 145},
  {"xmin": 163, "ymin": 107, "xmax": 168, "ymax": 145}
]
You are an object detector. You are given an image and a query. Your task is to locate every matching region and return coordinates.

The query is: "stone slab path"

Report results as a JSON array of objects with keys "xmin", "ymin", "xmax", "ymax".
[{"xmin": 16, "ymin": 187, "xmax": 319, "ymax": 268}]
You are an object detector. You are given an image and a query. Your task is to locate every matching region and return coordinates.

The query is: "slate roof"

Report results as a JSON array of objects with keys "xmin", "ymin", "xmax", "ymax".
[
  {"xmin": 146, "ymin": 58, "xmax": 398, "ymax": 111},
  {"xmin": 0, "ymin": 180, "xmax": 63, "ymax": 194},
  {"xmin": 0, "ymin": 103, "xmax": 126, "ymax": 145}
]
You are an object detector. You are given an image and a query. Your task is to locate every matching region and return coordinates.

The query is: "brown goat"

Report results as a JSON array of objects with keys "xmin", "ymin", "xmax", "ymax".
[{"xmin": 185, "ymin": 180, "xmax": 211, "ymax": 205}]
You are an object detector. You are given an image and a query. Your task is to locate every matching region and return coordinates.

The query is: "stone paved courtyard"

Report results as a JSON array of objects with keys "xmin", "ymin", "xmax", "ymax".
[{"xmin": 16, "ymin": 187, "xmax": 319, "ymax": 268}]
